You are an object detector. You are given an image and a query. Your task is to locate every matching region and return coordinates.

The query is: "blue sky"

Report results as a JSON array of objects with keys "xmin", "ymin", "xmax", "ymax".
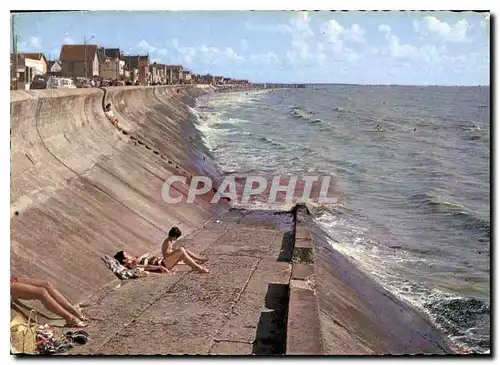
[{"xmin": 13, "ymin": 11, "xmax": 490, "ymax": 85}]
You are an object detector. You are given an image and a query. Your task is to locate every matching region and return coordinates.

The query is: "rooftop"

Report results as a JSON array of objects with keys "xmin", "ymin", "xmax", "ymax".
[
  {"xmin": 60, "ymin": 45, "xmax": 98, "ymax": 62},
  {"xmin": 121, "ymin": 55, "xmax": 149, "ymax": 69},
  {"xmin": 98, "ymin": 48, "xmax": 121, "ymax": 60},
  {"xmin": 18, "ymin": 52, "xmax": 47, "ymax": 61}
]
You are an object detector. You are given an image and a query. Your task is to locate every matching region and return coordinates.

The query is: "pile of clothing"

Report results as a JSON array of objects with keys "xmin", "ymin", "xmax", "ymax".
[{"xmin": 36, "ymin": 325, "xmax": 90, "ymax": 355}]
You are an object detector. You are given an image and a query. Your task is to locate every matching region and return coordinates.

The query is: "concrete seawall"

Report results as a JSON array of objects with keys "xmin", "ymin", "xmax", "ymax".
[
  {"xmin": 11, "ymin": 87, "xmax": 453, "ymax": 355},
  {"xmin": 11, "ymin": 85, "xmax": 227, "ymax": 304}
]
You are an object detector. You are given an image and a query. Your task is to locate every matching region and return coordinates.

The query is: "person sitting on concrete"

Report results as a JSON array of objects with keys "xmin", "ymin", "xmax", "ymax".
[
  {"xmin": 114, "ymin": 249, "xmax": 209, "ymax": 274},
  {"xmin": 161, "ymin": 227, "xmax": 208, "ymax": 264},
  {"xmin": 104, "ymin": 103, "xmax": 119, "ymax": 128},
  {"xmin": 11, "ymin": 276, "xmax": 87, "ymax": 327}
]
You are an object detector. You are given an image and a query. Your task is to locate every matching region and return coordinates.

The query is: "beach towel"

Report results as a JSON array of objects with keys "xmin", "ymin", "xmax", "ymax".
[{"xmin": 101, "ymin": 255, "xmax": 147, "ymax": 280}]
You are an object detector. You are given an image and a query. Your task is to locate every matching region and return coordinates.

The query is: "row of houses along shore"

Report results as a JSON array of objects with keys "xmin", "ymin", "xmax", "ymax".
[{"xmin": 10, "ymin": 44, "xmax": 255, "ymax": 90}]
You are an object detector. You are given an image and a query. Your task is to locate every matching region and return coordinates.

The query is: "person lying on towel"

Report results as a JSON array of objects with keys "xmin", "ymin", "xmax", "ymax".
[{"xmin": 114, "ymin": 248, "xmax": 209, "ymax": 274}]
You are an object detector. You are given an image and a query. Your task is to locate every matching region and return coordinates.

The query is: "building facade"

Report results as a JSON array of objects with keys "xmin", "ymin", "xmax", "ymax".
[
  {"xmin": 98, "ymin": 47, "xmax": 124, "ymax": 80},
  {"xmin": 183, "ymin": 70, "xmax": 192, "ymax": 84},
  {"xmin": 10, "ymin": 53, "xmax": 48, "ymax": 89},
  {"xmin": 164, "ymin": 65, "xmax": 183, "ymax": 84},
  {"xmin": 122, "ymin": 55, "xmax": 149, "ymax": 83},
  {"xmin": 60, "ymin": 45, "xmax": 99, "ymax": 78},
  {"xmin": 99, "ymin": 59, "xmax": 124, "ymax": 79}
]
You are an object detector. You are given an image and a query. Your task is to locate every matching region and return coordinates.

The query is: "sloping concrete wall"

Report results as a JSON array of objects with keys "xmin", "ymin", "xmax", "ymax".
[
  {"xmin": 286, "ymin": 205, "xmax": 454, "ymax": 355},
  {"xmin": 308, "ymin": 216, "xmax": 454, "ymax": 354},
  {"xmin": 10, "ymin": 85, "xmax": 226, "ymax": 304}
]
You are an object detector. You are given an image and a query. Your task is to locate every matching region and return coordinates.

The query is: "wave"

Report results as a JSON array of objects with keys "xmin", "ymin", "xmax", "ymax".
[
  {"xmin": 408, "ymin": 193, "xmax": 490, "ymax": 236},
  {"xmin": 463, "ymin": 134, "xmax": 482, "ymax": 141},
  {"xmin": 423, "ymin": 296, "xmax": 490, "ymax": 353},
  {"xmin": 449, "ymin": 211, "xmax": 491, "ymax": 237},
  {"xmin": 309, "ymin": 119, "xmax": 323, "ymax": 124},
  {"xmin": 409, "ymin": 193, "xmax": 463, "ymax": 211},
  {"xmin": 291, "ymin": 107, "xmax": 314, "ymax": 119},
  {"xmin": 211, "ymin": 120, "xmax": 246, "ymax": 129},
  {"xmin": 257, "ymin": 136, "xmax": 288, "ymax": 150},
  {"xmin": 313, "ymin": 207, "xmax": 490, "ymax": 353}
]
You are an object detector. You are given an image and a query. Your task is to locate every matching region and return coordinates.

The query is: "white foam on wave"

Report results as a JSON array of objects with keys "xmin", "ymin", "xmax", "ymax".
[
  {"xmin": 200, "ymin": 89, "xmax": 269, "ymax": 109},
  {"xmin": 187, "ymin": 105, "xmax": 201, "ymax": 119},
  {"xmin": 313, "ymin": 207, "xmax": 488, "ymax": 352},
  {"xmin": 194, "ymin": 90, "xmax": 272, "ymax": 176}
]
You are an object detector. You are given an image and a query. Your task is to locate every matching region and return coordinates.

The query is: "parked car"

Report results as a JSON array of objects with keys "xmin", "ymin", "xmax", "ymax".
[
  {"xmin": 30, "ymin": 75, "xmax": 48, "ymax": 89},
  {"xmin": 46, "ymin": 77, "xmax": 59, "ymax": 89},
  {"xmin": 47, "ymin": 77, "xmax": 76, "ymax": 89},
  {"xmin": 60, "ymin": 78, "xmax": 77, "ymax": 89},
  {"xmin": 74, "ymin": 78, "xmax": 86, "ymax": 88}
]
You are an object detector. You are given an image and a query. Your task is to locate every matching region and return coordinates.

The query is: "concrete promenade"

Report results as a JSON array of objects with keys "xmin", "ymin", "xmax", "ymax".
[{"xmin": 71, "ymin": 209, "xmax": 294, "ymax": 355}]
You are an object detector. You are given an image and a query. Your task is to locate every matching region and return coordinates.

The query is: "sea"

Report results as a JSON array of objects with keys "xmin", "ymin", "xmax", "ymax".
[{"xmin": 192, "ymin": 84, "xmax": 491, "ymax": 353}]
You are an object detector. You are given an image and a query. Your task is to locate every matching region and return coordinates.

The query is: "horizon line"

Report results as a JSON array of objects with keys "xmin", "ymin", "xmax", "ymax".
[{"xmin": 250, "ymin": 82, "xmax": 490, "ymax": 87}]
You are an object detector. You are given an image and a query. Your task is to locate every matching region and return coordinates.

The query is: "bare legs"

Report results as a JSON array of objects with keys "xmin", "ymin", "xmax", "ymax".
[
  {"xmin": 168, "ymin": 247, "xmax": 208, "ymax": 263},
  {"xmin": 163, "ymin": 248, "xmax": 209, "ymax": 273},
  {"xmin": 11, "ymin": 277, "xmax": 87, "ymax": 326}
]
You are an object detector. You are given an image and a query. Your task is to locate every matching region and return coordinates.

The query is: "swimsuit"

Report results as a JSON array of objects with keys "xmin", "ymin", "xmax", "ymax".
[{"xmin": 139, "ymin": 256, "xmax": 164, "ymax": 267}]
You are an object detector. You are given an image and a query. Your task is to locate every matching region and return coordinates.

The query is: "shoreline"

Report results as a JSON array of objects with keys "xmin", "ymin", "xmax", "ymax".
[
  {"xmin": 195, "ymin": 86, "xmax": 489, "ymax": 354},
  {"xmin": 11, "ymin": 85, "xmax": 459, "ymax": 355}
]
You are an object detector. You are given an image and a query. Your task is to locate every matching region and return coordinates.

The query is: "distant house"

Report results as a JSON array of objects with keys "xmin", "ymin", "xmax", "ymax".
[
  {"xmin": 122, "ymin": 55, "xmax": 149, "ymax": 70},
  {"xmin": 19, "ymin": 53, "xmax": 47, "ymax": 74},
  {"xmin": 190, "ymin": 73, "xmax": 199, "ymax": 84},
  {"xmin": 10, "ymin": 53, "xmax": 48, "ymax": 89},
  {"xmin": 98, "ymin": 47, "xmax": 121, "ymax": 60},
  {"xmin": 47, "ymin": 60, "xmax": 62, "ymax": 74},
  {"xmin": 202, "ymin": 74, "xmax": 214, "ymax": 85},
  {"xmin": 182, "ymin": 70, "xmax": 192, "ymax": 84},
  {"xmin": 157, "ymin": 64, "xmax": 167, "ymax": 84},
  {"xmin": 60, "ymin": 44, "xmax": 99, "ymax": 78},
  {"xmin": 164, "ymin": 65, "xmax": 184, "ymax": 84},
  {"xmin": 214, "ymin": 76, "xmax": 224, "ymax": 85},
  {"xmin": 122, "ymin": 55, "xmax": 149, "ymax": 83},
  {"xmin": 98, "ymin": 47, "xmax": 124, "ymax": 80},
  {"xmin": 10, "ymin": 54, "xmax": 26, "ymax": 89},
  {"xmin": 232, "ymin": 79, "xmax": 249, "ymax": 85}
]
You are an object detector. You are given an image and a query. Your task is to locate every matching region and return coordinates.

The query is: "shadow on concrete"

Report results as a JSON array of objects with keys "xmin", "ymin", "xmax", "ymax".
[
  {"xmin": 251, "ymin": 283, "xmax": 289, "ymax": 355},
  {"xmin": 277, "ymin": 231, "xmax": 294, "ymax": 262}
]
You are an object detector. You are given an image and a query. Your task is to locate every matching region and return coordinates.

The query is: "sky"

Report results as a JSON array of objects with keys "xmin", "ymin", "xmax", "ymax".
[{"xmin": 12, "ymin": 10, "xmax": 490, "ymax": 85}]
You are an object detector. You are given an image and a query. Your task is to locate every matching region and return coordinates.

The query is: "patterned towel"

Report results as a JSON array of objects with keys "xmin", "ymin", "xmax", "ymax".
[{"xmin": 101, "ymin": 255, "xmax": 147, "ymax": 280}]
